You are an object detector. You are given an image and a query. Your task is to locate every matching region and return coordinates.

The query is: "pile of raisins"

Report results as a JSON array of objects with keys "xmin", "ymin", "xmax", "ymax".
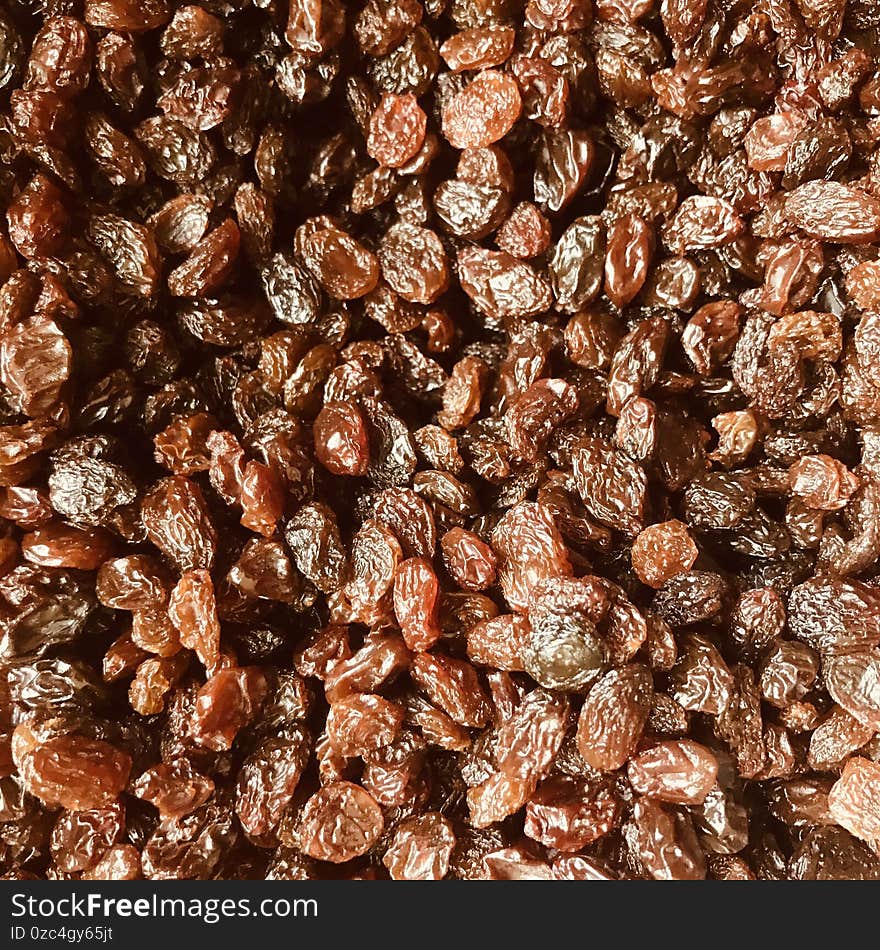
[{"xmin": 1, "ymin": 0, "xmax": 880, "ymax": 882}]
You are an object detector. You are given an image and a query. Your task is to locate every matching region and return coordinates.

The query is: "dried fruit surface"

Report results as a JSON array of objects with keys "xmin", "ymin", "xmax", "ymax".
[
  {"xmin": 577, "ymin": 665, "xmax": 653, "ymax": 772},
  {"xmin": 299, "ymin": 782, "xmax": 384, "ymax": 863},
  {"xmin": 631, "ymin": 521, "xmax": 698, "ymax": 589},
  {"xmin": 442, "ymin": 71, "xmax": 521, "ymax": 149},
  {"xmin": 3, "ymin": 0, "xmax": 880, "ymax": 884}
]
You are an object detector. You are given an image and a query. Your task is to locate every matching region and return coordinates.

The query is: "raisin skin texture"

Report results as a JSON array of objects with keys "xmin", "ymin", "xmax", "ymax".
[
  {"xmin": 631, "ymin": 520, "xmax": 698, "ymax": 589},
  {"xmin": 141, "ymin": 476, "xmax": 217, "ymax": 573},
  {"xmin": 298, "ymin": 782, "xmax": 384, "ymax": 863},
  {"xmin": 577, "ymin": 665, "xmax": 653, "ymax": 772},
  {"xmin": 3, "ymin": 0, "xmax": 880, "ymax": 886},
  {"xmin": 13, "ymin": 730, "xmax": 131, "ymax": 812},
  {"xmin": 442, "ymin": 70, "xmax": 522, "ymax": 149}
]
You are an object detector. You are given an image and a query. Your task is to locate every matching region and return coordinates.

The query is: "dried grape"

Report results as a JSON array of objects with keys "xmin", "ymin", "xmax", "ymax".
[{"xmin": 2, "ymin": 0, "xmax": 877, "ymax": 884}]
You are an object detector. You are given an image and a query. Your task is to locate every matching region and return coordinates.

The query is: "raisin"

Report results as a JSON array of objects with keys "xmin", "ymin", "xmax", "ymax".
[
  {"xmin": 458, "ymin": 247, "xmax": 552, "ymax": 320},
  {"xmin": 441, "ymin": 528, "xmax": 497, "ymax": 592},
  {"xmin": 605, "ymin": 213, "xmax": 653, "ymax": 307},
  {"xmin": 88, "ymin": 213, "xmax": 162, "ymax": 298},
  {"xmin": 7, "ymin": 174, "xmax": 68, "ymax": 260},
  {"xmin": 442, "ymin": 70, "xmax": 521, "ymax": 149},
  {"xmin": 683, "ymin": 472, "xmax": 755, "ymax": 530},
  {"xmin": 368, "ymin": 94, "xmax": 427, "ymax": 168},
  {"xmin": 521, "ymin": 597, "xmax": 605, "ymax": 692},
  {"xmin": 653, "ymin": 572, "xmax": 726, "ymax": 628},
  {"xmin": 161, "ymin": 7, "xmax": 224, "ymax": 59},
  {"xmin": 790, "ymin": 454, "xmax": 860, "ymax": 511},
  {"xmin": 439, "ymin": 356, "xmax": 488, "ymax": 431},
  {"xmin": 1, "ymin": 0, "xmax": 877, "ymax": 884},
  {"xmin": 525, "ymin": 777, "xmax": 620, "ymax": 852},
  {"xmin": 236, "ymin": 729, "xmax": 310, "ymax": 839},
  {"xmin": 606, "ymin": 315, "xmax": 670, "ymax": 417},
  {"xmin": 22, "ymin": 523, "xmax": 114, "ymax": 570},
  {"xmin": 50, "ymin": 804, "xmax": 123, "ymax": 873},
  {"xmin": 630, "ymin": 798, "xmax": 706, "ymax": 880},
  {"xmin": 141, "ymin": 797, "xmax": 238, "ymax": 880},
  {"xmin": 550, "ymin": 216, "xmax": 605, "ymax": 310},
  {"xmin": 167, "ymin": 219, "xmax": 240, "ymax": 298},
  {"xmin": 468, "ymin": 688, "xmax": 569, "ymax": 826},
  {"xmin": 496, "ymin": 203, "xmax": 551, "ymax": 260},
  {"xmin": 682, "ymin": 301, "xmax": 742, "ymax": 376},
  {"xmin": 158, "ymin": 66, "xmax": 241, "ymax": 132},
  {"xmin": 576, "ymin": 664, "xmax": 653, "ymax": 771},
  {"xmin": 828, "ymin": 757, "xmax": 880, "ymax": 847},
  {"xmin": 383, "ymin": 812, "xmax": 455, "ymax": 880},
  {"xmin": 344, "ymin": 520, "xmax": 402, "ymax": 626},
  {"xmin": 627, "ymin": 741, "xmax": 718, "ymax": 805},
  {"xmin": 564, "ymin": 308, "xmax": 621, "ymax": 371},
  {"xmin": 327, "ymin": 633, "xmax": 410, "ymax": 705},
  {"xmin": 441, "ymin": 27, "xmax": 515, "ymax": 72},
  {"xmin": 631, "ymin": 520, "xmax": 698, "ymax": 589},
  {"xmin": 191, "ymin": 667, "xmax": 269, "ymax": 751},
  {"xmin": 823, "ymin": 651, "xmax": 880, "ymax": 729},
  {"xmin": 154, "ymin": 413, "xmax": 216, "ymax": 476},
  {"xmin": 788, "ymin": 577, "xmax": 880, "ymax": 655},
  {"xmin": 410, "ymin": 652, "xmax": 491, "ymax": 728},
  {"xmin": 327, "ymin": 694, "xmax": 405, "ymax": 757},
  {"xmin": 760, "ymin": 641, "xmax": 819, "ymax": 708},
  {"xmin": 745, "ymin": 113, "xmax": 808, "ymax": 171},
  {"xmin": 168, "ymin": 570, "xmax": 220, "ymax": 672},
  {"xmin": 572, "ymin": 437, "xmax": 648, "ymax": 536},
  {"xmin": 505, "ymin": 378, "xmax": 578, "ymax": 462},
  {"xmin": 356, "ymin": 0, "xmax": 422, "ymax": 56},
  {"xmin": 13, "ymin": 727, "xmax": 131, "ymax": 811},
  {"xmin": 670, "ymin": 634, "xmax": 733, "ymax": 715},
  {"xmin": 492, "ymin": 502, "xmax": 572, "ymax": 612},
  {"xmin": 96, "ymin": 555, "xmax": 170, "ymax": 611},
  {"xmin": 302, "ymin": 227, "xmax": 379, "ymax": 300},
  {"xmin": 228, "ymin": 538, "xmax": 301, "ymax": 604},
  {"xmin": 378, "ymin": 223, "xmax": 449, "ymax": 304},
  {"xmin": 394, "ymin": 558, "xmax": 443, "ymax": 652},
  {"xmin": 25, "ymin": 17, "xmax": 91, "ymax": 95},
  {"xmin": 129, "ymin": 655, "xmax": 188, "ymax": 715},
  {"xmin": 715, "ymin": 665, "xmax": 765, "ymax": 779},
  {"xmin": 311, "ymin": 401, "xmax": 368, "ymax": 477},
  {"xmin": 785, "ymin": 181, "xmax": 880, "ymax": 243},
  {"xmin": 131, "ymin": 608, "xmax": 181, "ymax": 658},
  {"xmin": 85, "ymin": 0, "xmax": 171, "ymax": 31},
  {"xmin": 769, "ymin": 311, "xmax": 842, "ymax": 363},
  {"xmin": 82, "ymin": 845, "xmax": 141, "ymax": 880},
  {"xmin": 141, "ymin": 476, "xmax": 217, "ymax": 573},
  {"xmin": 298, "ymin": 782, "xmax": 384, "ymax": 863},
  {"xmin": 467, "ymin": 614, "xmax": 530, "ymax": 672},
  {"xmin": 665, "ymin": 196, "xmax": 743, "ymax": 252},
  {"xmin": 95, "ymin": 33, "xmax": 144, "ymax": 111},
  {"xmin": 284, "ymin": 503, "xmax": 347, "ymax": 594},
  {"xmin": 808, "ymin": 706, "xmax": 874, "ymax": 772},
  {"xmin": 1, "ymin": 316, "xmax": 72, "ymax": 417}
]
